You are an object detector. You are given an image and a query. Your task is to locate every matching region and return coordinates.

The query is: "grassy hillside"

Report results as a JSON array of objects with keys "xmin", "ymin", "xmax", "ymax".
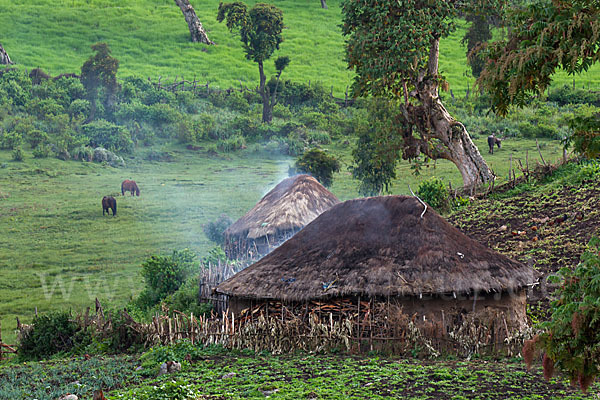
[{"xmin": 0, "ymin": 0, "xmax": 598, "ymax": 97}]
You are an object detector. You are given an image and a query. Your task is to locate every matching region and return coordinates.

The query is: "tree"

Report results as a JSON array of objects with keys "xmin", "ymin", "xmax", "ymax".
[
  {"xmin": 217, "ymin": 2, "xmax": 286, "ymax": 123},
  {"xmin": 80, "ymin": 43, "xmax": 119, "ymax": 122},
  {"xmin": 351, "ymin": 98, "xmax": 402, "ymax": 196},
  {"xmin": 342, "ymin": 0, "xmax": 496, "ymax": 189},
  {"xmin": 295, "ymin": 148, "xmax": 340, "ymax": 187},
  {"xmin": 174, "ymin": 0, "xmax": 214, "ymax": 44},
  {"xmin": 478, "ymin": 0, "xmax": 600, "ymax": 116},
  {"xmin": 462, "ymin": 13, "xmax": 493, "ymax": 78}
]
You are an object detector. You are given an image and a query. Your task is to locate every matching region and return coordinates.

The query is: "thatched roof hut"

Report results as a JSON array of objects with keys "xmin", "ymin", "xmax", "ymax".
[
  {"xmin": 218, "ymin": 195, "xmax": 537, "ymax": 300},
  {"xmin": 223, "ymin": 174, "xmax": 339, "ymax": 260},
  {"xmin": 217, "ymin": 196, "xmax": 539, "ymax": 349}
]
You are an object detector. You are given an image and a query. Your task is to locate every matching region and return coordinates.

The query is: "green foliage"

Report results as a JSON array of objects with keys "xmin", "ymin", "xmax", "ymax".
[
  {"xmin": 295, "ymin": 148, "xmax": 340, "ymax": 187},
  {"xmin": 81, "ymin": 42, "xmax": 120, "ymax": 119},
  {"xmin": 162, "ymin": 277, "xmax": 213, "ymax": 317},
  {"xmin": 217, "ymin": 134, "xmax": 246, "ymax": 152},
  {"xmin": 417, "ymin": 177, "xmax": 450, "ymax": 213},
  {"xmin": 350, "ymin": 98, "xmax": 402, "ymax": 196},
  {"xmin": 32, "ymin": 143, "xmax": 51, "ymax": 158},
  {"xmin": 0, "ymin": 130, "xmax": 23, "ymax": 150},
  {"xmin": 462, "ymin": 13, "xmax": 493, "ymax": 78},
  {"xmin": 0, "ymin": 68, "xmax": 31, "ymax": 107},
  {"xmin": 81, "ymin": 119, "xmax": 133, "ymax": 153},
  {"xmin": 18, "ymin": 311, "xmax": 81, "ymax": 360},
  {"xmin": 548, "ymin": 85, "xmax": 600, "ymax": 107},
  {"xmin": 201, "ymin": 246, "xmax": 229, "ymax": 267},
  {"xmin": 342, "ymin": 0, "xmax": 459, "ymax": 97},
  {"xmin": 564, "ymin": 105, "xmax": 600, "ymax": 159},
  {"xmin": 136, "ymin": 249, "xmax": 198, "ymax": 310},
  {"xmin": 203, "ymin": 214, "xmax": 233, "ymax": 245},
  {"xmin": 479, "ymin": 0, "xmax": 600, "ymax": 115},
  {"xmin": 217, "ymin": 2, "xmax": 284, "ymax": 65},
  {"xmin": 26, "ymin": 129, "xmax": 50, "ymax": 149},
  {"xmin": 218, "ymin": 1, "xmax": 285, "ymax": 123},
  {"xmin": 11, "ymin": 146, "xmax": 24, "ymax": 161},
  {"xmin": 536, "ymin": 237, "xmax": 600, "ymax": 391}
]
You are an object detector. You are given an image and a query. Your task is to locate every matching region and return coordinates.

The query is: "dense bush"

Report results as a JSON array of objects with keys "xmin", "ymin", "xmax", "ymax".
[
  {"xmin": 203, "ymin": 214, "xmax": 233, "ymax": 245},
  {"xmin": 295, "ymin": 148, "xmax": 340, "ymax": 187},
  {"xmin": 11, "ymin": 146, "xmax": 24, "ymax": 161},
  {"xmin": 18, "ymin": 311, "xmax": 82, "ymax": 360},
  {"xmin": 136, "ymin": 249, "xmax": 198, "ymax": 309},
  {"xmin": 82, "ymin": 119, "xmax": 133, "ymax": 153},
  {"xmin": 548, "ymin": 85, "xmax": 600, "ymax": 107},
  {"xmin": 564, "ymin": 105, "xmax": 600, "ymax": 159},
  {"xmin": 417, "ymin": 177, "xmax": 450, "ymax": 213},
  {"xmin": 525, "ymin": 237, "xmax": 600, "ymax": 392}
]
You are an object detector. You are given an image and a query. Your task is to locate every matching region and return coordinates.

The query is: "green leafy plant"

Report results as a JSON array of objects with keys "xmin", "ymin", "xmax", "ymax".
[
  {"xmin": 136, "ymin": 249, "xmax": 198, "ymax": 309},
  {"xmin": 18, "ymin": 311, "xmax": 81, "ymax": 360},
  {"xmin": 525, "ymin": 237, "xmax": 600, "ymax": 392},
  {"xmin": 295, "ymin": 147, "xmax": 340, "ymax": 187},
  {"xmin": 203, "ymin": 214, "xmax": 233, "ymax": 245},
  {"xmin": 11, "ymin": 146, "xmax": 24, "ymax": 161},
  {"xmin": 417, "ymin": 177, "xmax": 450, "ymax": 213}
]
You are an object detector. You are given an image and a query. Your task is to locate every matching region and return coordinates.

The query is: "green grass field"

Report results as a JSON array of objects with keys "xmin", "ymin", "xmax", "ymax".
[
  {"xmin": 0, "ymin": 136, "xmax": 565, "ymax": 344},
  {"xmin": 0, "ymin": 0, "xmax": 598, "ymax": 97}
]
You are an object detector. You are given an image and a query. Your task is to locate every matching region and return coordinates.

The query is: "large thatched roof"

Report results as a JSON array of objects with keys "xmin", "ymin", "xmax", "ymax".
[
  {"xmin": 216, "ymin": 196, "xmax": 539, "ymax": 302},
  {"xmin": 224, "ymin": 174, "xmax": 339, "ymax": 240}
]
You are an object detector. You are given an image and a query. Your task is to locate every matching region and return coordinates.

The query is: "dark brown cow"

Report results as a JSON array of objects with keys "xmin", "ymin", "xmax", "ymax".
[
  {"xmin": 102, "ymin": 196, "xmax": 117, "ymax": 216},
  {"xmin": 121, "ymin": 179, "xmax": 140, "ymax": 196}
]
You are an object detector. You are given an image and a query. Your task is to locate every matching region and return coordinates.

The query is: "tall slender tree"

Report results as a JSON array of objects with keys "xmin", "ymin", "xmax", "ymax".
[
  {"xmin": 342, "ymin": 1, "xmax": 498, "ymax": 189},
  {"xmin": 80, "ymin": 43, "xmax": 119, "ymax": 123},
  {"xmin": 218, "ymin": 2, "xmax": 285, "ymax": 123}
]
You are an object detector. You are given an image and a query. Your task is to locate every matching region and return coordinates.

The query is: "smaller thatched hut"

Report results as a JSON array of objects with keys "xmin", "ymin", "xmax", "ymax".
[
  {"xmin": 217, "ymin": 195, "xmax": 539, "ymax": 352},
  {"xmin": 223, "ymin": 174, "xmax": 339, "ymax": 260}
]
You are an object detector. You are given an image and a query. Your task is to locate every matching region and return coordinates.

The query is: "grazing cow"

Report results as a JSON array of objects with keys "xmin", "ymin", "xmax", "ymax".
[
  {"xmin": 102, "ymin": 196, "xmax": 117, "ymax": 216},
  {"xmin": 121, "ymin": 179, "xmax": 140, "ymax": 196},
  {"xmin": 487, "ymin": 135, "xmax": 502, "ymax": 154}
]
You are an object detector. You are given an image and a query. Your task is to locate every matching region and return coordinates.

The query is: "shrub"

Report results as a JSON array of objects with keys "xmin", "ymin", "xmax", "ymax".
[
  {"xmin": 225, "ymin": 91, "xmax": 250, "ymax": 113},
  {"xmin": 548, "ymin": 85, "xmax": 600, "ymax": 107},
  {"xmin": 11, "ymin": 146, "xmax": 24, "ymax": 161},
  {"xmin": 68, "ymin": 98, "xmax": 90, "ymax": 120},
  {"xmin": 417, "ymin": 177, "xmax": 450, "ymax": 213},
  {"xmin": 217, "ymin": 135, "xmax": 246, "ymax": 152},
  {"xmin": 0, "ymin": 130, "xmax": 23, "ymax": 149},
  {"xmin": 201, "ymin": 246, "xmax": 229, "ymax": 267},
  {"xmin": 299, "ymin": 111, "xmax": 328, "ymax": 130},
  {"xmin": 32, "ymin": 144, "xmax": 51, "ymax": 158},
  {"xmin": 272, "ymin": 103, "xmax": 292, "ymax": 119},
  {"xmin": 529, "ymin": 237, "xmax": 600, "ymax": 392},
  {"xmin": 203, "ymin": 214, "xmax": 233, "ymax": 245},
  {"xmin": 82, "ymin": 119, "xmax": 133, "ymax": 153},
  {"xmin": 163, "ymin": 276, "xmax": 213, "ymax": 317},
  {"xmin": 136, "ymin": 249, "xmax": 198, "ymax": 309},
  {"xmin": 564, "ymin": 105, "xmax": 600, "ymax": 159},
  {"xmin": 295, "ymin": 148, "xmax": 340, "ymax": 187},
  {"xmin": 307, "ymin": 130, "xmax": 331, "ymax": 144},
  {"xmin": 18, "ymin": 311, "xmax": 81, "ymax": 360},
  {"xmin": 26, "ymin": 129, "xmax": 49, "ymax": 149}
]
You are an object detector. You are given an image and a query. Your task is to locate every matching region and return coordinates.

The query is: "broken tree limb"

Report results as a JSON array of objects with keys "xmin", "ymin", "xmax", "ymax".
[
  {"xmin": 174, "ymin": 0, "xmax": 214, "ymax": 45},
  {"xmin": 0, "ymin": 43, "xmax": 13, "ymax": 65}
]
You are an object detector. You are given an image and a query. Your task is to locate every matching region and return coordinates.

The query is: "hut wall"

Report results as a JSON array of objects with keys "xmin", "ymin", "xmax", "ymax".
[
  {"xmin": 390, "ymin": 289, "xmax": 527, "ymax": 332},
  {"xmin": 224, "ymin": 228, "xmax": 299, "ymax": 260}
]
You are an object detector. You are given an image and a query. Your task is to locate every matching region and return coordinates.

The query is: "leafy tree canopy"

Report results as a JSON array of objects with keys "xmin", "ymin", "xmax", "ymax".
[
  {"xmin": 478, "ymin": 0, "xmax": 600, "ymax": 116},
  {"xmin": 217, "ymin": 2, "xmax": 284, "ymax": 64}
]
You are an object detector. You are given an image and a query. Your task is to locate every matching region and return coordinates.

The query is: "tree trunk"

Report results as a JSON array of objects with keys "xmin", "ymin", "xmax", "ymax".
[
  {"xmin": 258, "ymin": 61, "xmax": 272, "ymax": 123},
  {"xmin": 320, "ymin": 0, "xmax": 328, "ymax": 9},
  {"xmin": 0, "ymin": 44, "xmax": 12, "ymax": 65},
  {"xmin": 174, "ymin": 0, "xmax": 214, "ymax": 45},
  {"xmin": 410, "ymin": 36, "xmax": 493, "ymax": 189}
]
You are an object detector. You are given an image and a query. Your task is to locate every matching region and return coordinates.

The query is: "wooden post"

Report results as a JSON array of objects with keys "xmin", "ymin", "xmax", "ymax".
[
  {"xmin": 509, "ymin": 155, "xmax": 513, "ymax": 185},
  {"xmin": 536, "ymin": 139, "xmax": 547, "ymax": 166},
  {"xmin": 0, "ymin": 319, "xmax": 3, "ymax": 361}
]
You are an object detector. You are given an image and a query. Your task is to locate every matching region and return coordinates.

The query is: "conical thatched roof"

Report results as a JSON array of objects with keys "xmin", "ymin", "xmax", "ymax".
[
  {"xmin": 224, "ymin": 174, "xmax": 339, "ymax": 240},
  {"xmin": 216, "ymin": 196, "xmax": 539, "ymax": 302}
]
